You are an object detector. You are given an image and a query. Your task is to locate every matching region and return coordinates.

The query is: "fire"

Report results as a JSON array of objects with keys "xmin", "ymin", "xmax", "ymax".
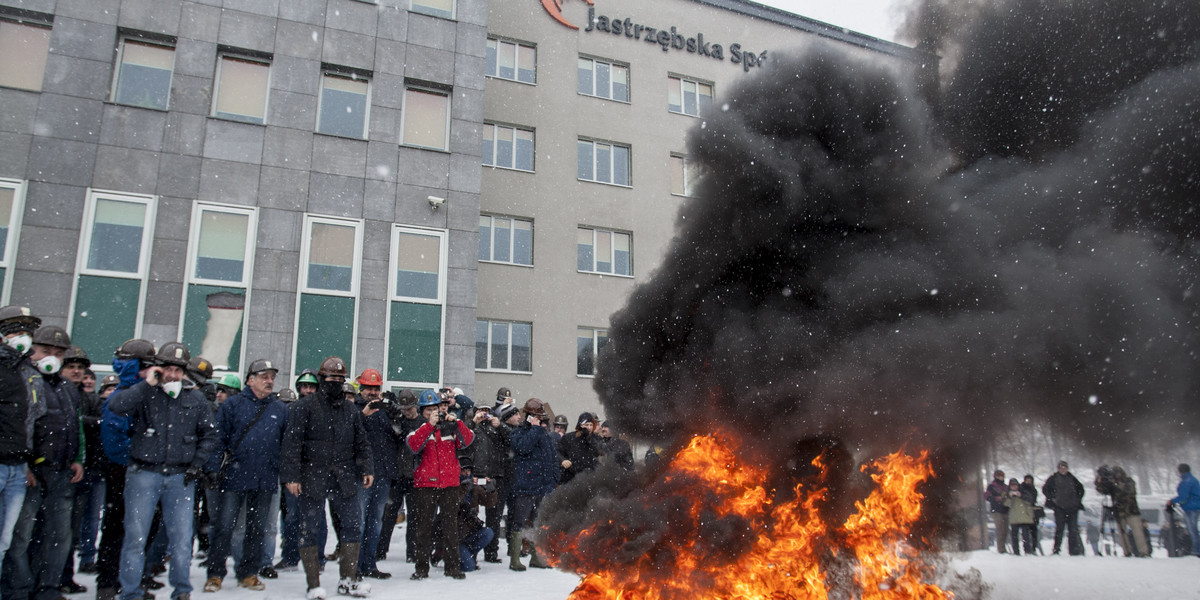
[{"xmin": 546, "ymin": 434, "xmax": 949, "ymax": 600}]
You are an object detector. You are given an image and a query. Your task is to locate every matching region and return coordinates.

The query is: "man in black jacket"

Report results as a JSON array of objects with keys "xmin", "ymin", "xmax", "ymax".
[
  {"xmin": 280, "ymin": 357, "xmax": 373, "ymax": 600},
  {"xmin": 0, "ymin": 305, "xmax": 41, "ymax": 587},
  {"xmin": 1042, "ymin": 460, "xmax": 1085, "ymax": 555},
  {"xmin": 469, "ymin": 406, "xmax": 509, "ymax": 563},
  {"xmin": 110, "ymin": 342, "xmax": 217, "ymax": 600},
  {"xmin": 557, "ymin": 412, "xmax": 603, "ymax": 486},
  {"xmin": 375, "ymin": 391, "xmax": 421, "ymax": 564},
  {"xmin": 351, "ymin": 369, "xmax": 399, "ymax": 580}
]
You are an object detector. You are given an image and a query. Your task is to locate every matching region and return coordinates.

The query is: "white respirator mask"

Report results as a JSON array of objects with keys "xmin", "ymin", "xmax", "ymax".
[
  {"xmin": 6, "ymin": 334, "xmax": 32, "ymax": 354},
  {"xmin": 162, "ymin": 380, "xmax": 183, "ymax": 399},
  {"xmin": 34, "ymin": 355, "xmax": 62, "ymax": 375}
]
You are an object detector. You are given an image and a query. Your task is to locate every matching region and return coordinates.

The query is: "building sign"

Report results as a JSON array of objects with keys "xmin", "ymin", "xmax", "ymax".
[{"xmin": 544, "ymin": 0, "xmax": 769, "ymax": 72}]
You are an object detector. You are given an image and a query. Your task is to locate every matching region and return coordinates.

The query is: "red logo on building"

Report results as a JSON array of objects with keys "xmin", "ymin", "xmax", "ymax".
[{"xmin": 542, "ymin": 0, "xmax": 594, "ymax": 30}]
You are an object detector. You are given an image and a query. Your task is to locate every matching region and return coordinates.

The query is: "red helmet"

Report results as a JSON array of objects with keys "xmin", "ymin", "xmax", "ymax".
[{"xmin": 356, "ymin": 368, "xmax": 383, "ymax": 387}]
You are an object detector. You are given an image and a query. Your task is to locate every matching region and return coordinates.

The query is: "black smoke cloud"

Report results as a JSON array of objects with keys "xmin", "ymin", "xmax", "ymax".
[{"xmin": 591, "ymin": 0, "xmax": 1200, "ymax": 462}]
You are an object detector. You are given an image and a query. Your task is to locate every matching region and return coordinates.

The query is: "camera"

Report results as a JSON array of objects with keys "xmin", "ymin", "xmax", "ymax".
[{"xmin": 1095, "ymin": 464, "xmax": 1115, "ymax": 494}]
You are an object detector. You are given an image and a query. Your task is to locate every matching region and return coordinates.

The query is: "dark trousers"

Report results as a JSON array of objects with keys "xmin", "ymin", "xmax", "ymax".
[
  {"xmin": 298, "ymin": 485, "xmax": 360, "ymax": 550},
  {"xmin": 377, "ymin": 477, "xmax": 413, "ymax": 561},
  {"xmin": 1053, "ymin": 507, "xmax": 1083, "ymax": 555},
  {"xmin": 280, "ymin": 486, "xmax": 304, "ymax": 565},
  {"xmin": 510, "ymin": 493, "xmax": 544, "ymax": 534},
  {"xmin": 207, "ymin": 489, "xmax": 274, "ymax": 580},
  {"xmin": 1009, "ymin": 523, "xmax": 1034, "ymax": 555},
  {"xmin": 483, "ymin": 476, "xmax": 509, "ymax": 557},
  {"xmin": 411, "ymin": 487, "xmax": 461, "ymax": 576},
  {"xmin": 95, "ymin": 461, "xmax": 126, "ymax": 589}
]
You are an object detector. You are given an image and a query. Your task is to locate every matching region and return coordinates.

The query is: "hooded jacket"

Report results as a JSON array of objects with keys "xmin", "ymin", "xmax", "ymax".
[{"xmin": 280, "ymin": 388, "xmax": 373, "ymax": 498}]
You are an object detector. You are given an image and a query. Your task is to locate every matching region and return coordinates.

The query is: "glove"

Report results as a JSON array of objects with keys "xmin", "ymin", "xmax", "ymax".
[{"xmin": 184, "ymin": 466, "xmax": 202, "ymax": 485}]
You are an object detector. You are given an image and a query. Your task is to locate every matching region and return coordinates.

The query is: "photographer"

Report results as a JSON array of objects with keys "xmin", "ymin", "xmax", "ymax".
[
  {"xmin": 468, "ymin": 405, "xmax": 510, "ymax": 563},
  {"xmin": 507, "ymin": 399, "xmax": 557, "ymax": 571},
  {"xmin": 406, "ymin": 390, "xmax": 474, "ymax": 580},
  {"xmin": 450, "ymin": 458, "xmax": 497, "ymax": 572},
  {"xmin": 1095, "ymin": 465, "xmax": 1150, "ymax": 557},
  {"xmin": 352, "ymin": 369, "xmax": 399, "ymax": 580}
]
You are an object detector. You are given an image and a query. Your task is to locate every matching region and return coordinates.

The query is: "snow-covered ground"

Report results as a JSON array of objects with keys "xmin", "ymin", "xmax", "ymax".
[{"xmin": 70, "ymin": 529, "xmax": 1198, "ymax": 600}]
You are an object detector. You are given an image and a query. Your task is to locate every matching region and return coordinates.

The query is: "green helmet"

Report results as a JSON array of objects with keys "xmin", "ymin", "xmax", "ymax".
[
  {"xmin": 217, "ymin": 373, "xmax": 242, "ymax": 392},
  {"xmin": 295, "ymin": 370, "xmax": 319, "ymax": 386}
]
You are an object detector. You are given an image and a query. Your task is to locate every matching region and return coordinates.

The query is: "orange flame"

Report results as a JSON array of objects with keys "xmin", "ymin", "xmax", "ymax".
[{"xmin": 548, "ymin": 434, "xmax": 949, "ymax": 600}]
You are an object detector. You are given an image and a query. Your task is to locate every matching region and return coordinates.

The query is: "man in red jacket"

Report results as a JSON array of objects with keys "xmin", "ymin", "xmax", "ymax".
[{"xmin": 405, "ymin": 390, "xmax": 473, "ymax": 581}]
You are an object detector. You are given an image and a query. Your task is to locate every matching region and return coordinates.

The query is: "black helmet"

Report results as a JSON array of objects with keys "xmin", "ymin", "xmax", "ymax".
[
  {"xmin": 115, "ymin": 339, "xmax": 156, "ymax": 363},
  {"xmin": 318, "ymin": 356, "xmax": 348, "ymax": 378},
  {"xmin": 553, "ymin": 414, "xmax": 568, "ymax": 427},
  {"xmin": 32, "ymin": 325, "xmax": 71, "ymax": 349},
  {"xmin": 0, "ymin": 305, "xmax": 40, "ymax": 335},
  {"xmin": 188, "ymin": 356, "xmax": 214, "ymax": 383},
  {"xmin": 99, "ymin": 374, "xmax": 119, "ymax": 391},
  {"xmin": 63, "ymin": 345, "xmax": 91, "ymax": 367},
  {"xmin": 155, "ymin": 341, "xmax": 191, "ymax": 368}
]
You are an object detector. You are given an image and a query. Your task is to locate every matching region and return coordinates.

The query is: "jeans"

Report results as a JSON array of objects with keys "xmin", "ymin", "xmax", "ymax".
[
  {"xmin": 1052, "ymin": 507, "xmax": 1083, "ymax": 555},
  {"xmin": 0, "ymin": 464, "xmax": 29, "ymax": 600},
  {"xmin": 458, "ymin": 527, "xmax": 493, "ymax": 572},
  {"xmin": 118, "ymin": 467, "xmax": 195, "ymax": 600},
  {"xmin": 1, "ymin": 466, "xmax": 75, "ymax": 600},
  {"xmin": 230, "ymin": 489, "xmax": 279, "ymax": 571},
  {"xmin": 1183, "ymin": 509, "xmax": 1200, "ymax": 556},
  {"xmin": 76, "ymin": 473, "xmax": 106, "ymax": 565},
  {"xmin": 279, "ymin": 487, "xmax": 303, "ymax": 565},
  {"xmin": 208, "ymin": 489, "xmax": 273, "ymax": 580},
  {"xmin": 357, "ymin": 479, "xmax": 391, "ymax": 573}
]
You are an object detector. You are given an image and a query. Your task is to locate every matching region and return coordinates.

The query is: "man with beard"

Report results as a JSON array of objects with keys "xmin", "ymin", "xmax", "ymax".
[
  {"xmin": 557, "ymin": 413, "xmax": 603, "ymax": 486},
  {"xmin": 280, "ymin": 357, "xmax": 373, "ymax": 600},
  {"xmin": 507, "ymin": 399, "xmax": 557, "ymax": 571},
  {"xmin": 1042, "ymin": 460, "xmax": 1085, "ymax": 555},
  {"xmin": 406, "ymin": 390, "xmax": 473, "ymax": 581},
  {"xmin": 2, "ymin": 325, "xmax": 83, "ymax": 600}
]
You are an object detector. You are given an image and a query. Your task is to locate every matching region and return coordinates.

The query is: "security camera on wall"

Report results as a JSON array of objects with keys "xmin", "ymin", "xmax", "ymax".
[{"xmin": 428, "ymin": 195, "xmax": 446, "ymax": 210}]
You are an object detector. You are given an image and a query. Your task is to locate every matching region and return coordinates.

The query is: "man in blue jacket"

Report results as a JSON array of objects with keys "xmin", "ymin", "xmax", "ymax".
[
  {"xmin": 110, "ymin": 342, "xmax": 216, "ymax": 600},
  {"xmin": 507, "ymin": 398, "xmax": 557, "ymax": 572},
  {"xmin": 202, "ymin": 359, "xmax": 287, "ymax": 593},
  {"xmin": 1168, "ymin": 463, "xmax": 1200, "ymax": 557}
]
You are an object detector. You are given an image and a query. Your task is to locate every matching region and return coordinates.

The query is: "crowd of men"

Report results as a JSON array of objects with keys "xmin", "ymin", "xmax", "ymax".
[
  {"xmin": 0, "ymin": 305, "xmax": 636, "ymax": 600},
  {"xmin": 984, "ymin": 460, "xmax": 1200, "ymax": 559}
]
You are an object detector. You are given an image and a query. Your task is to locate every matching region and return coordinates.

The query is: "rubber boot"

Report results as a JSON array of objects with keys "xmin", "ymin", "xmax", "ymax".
[
  {"xmin": 338, "ymin": 543, "xmax": 360, "ymax": 581},
  {"xmin": 529, "ymin": 544, "xmax": 552, "ymax": 569},
  {"xmin": 507, "ymin": 531, "xmax": 526, "ymax": 571},
  {"xmin": 300, "ymin": 546, "xmax": 323, "ymax": 591}
]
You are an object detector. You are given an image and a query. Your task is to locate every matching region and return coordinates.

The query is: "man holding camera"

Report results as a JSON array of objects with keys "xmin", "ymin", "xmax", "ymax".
[
  {"xmin": 109, "ymin": 342, "xmax": 217, "ymax": 600},
  {"xmin": 1094, "ymin": 465, "xmax": 1149, "ymax": 557},
  {"xmin": 507, "ymin": 399, "xmax": 557, "ymax": 571},
  {"xmin": 1042, "ymin": 460, "xmax": 1085, "ymax": 555},
  {"xmin": 351, "ymin": 369, "xmax": 400, "ymax": 580},
  {"xmin": 406, "ymin": 390, "xmax": 473, "ymax": 581}
]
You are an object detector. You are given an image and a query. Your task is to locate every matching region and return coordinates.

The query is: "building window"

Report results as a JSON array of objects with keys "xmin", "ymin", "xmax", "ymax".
[
  {"xmin": 670, "ymin": 154, "xmax": 699, "ymax": 196},
  {"xmin": 213, "ymin": 53, "xmax": 270, "ymax": 124},
  {"xmin": 0, "ymin": 179, "xmax": 26, "ymax": 303},
  {"xmin": 70, "ymin": 190, "xmax": 156, "ymax": 364},
  {"xmin": 577, "ymin": 227, "xmax": 631, "ymax": 276},
  {"xmin": 180, "ymin": 204, "xmax": 256, "ymax": 372},
  {"xmin": 475, "ymin": 319, "xmax": 531, "ymax": 373},
  {"xmin": 578, "ymin": 57, "xmax": 628, "ymax": 102},
  {"xmin": 0, "ymin": 19, "xmax": 50, "ymax": 91},
  {"xmin": 294, "ymin": 215, "xmax": 363, "ymax": 374},
  {"xmin": 482, "ymin": 124, "xmax": 534, "ymax": 171},
  {"xmin": 386, "ymin": 226, "xmax": 447, "ymax": 387},
  {"xmin": 577, "ymin": 327, "xmax": 609, "ymax": 377},
  {"xmin": 112, "ymin": 38, "xmax": 175, "ymax": 110},
  {"xmin": 478, "ymin": 215, "xmax": 532, "ymax": 266},
  {"xmin": 577, "ymin": 139, "xmax": 630, "ymax": 186},
  {"xmin": 411, "ymin": 0, "xmax": 454, "ymax": 19},
  {"xmin": 486, "ymin": 38, "xmax": 536, "ymax": 84},
  {"xmin": 318, "ymin": 69, "xmax": 370, "ymax": 139},
  {"xmin": 402, "ymin": 86, "xmax": 450, "ymax": 150},
  {"xmin": 668, "ymin": 76, "xmax": 713, "ymax": 116}
]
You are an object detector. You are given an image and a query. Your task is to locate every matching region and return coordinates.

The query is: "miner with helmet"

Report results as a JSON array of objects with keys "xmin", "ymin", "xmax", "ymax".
[
  {"xmin": 406, "ymin": 389, "xmax": 474, "ymax": 580},
  {"xmin": 375, "ymin": 389, "xmax": 422, "ymax": 564},
  {"xmin": 214, "ymin": 374, "xmax": 241, "ymax": 406},
  {"xmin": 109, "ymin": 341, "xmax": 217, "ymax": 600},
  {"xmin": 94, "ymin": 338, "xmax": 156, "ymax": 600},
  {"xmin": 2, "ymin": 324, "xmax": 84, "ymax": 600},
  {"xmin": 294, "ymin": 370, "xmax": 319, "ymax": 398},
  {"xmin": 350, "ymin": 369, "xmax": 400, "ymax": 579},
  {"xmin": 60, "ymin": 346, "xmax": 106, "ymax": 592},
  {"xmin": 280, "ymin": 356, "xmax": 374, "ymax": 600},
  {"xmin": 557, "ymin": 412, "xmax": 604, "ymax": 486},
  {"xmin": 200, "ymin": 358, "xmax": 287, "ymax": 593},
  {"xmin": 0, "ymin": 305, "xmax": 41, "ymax": 581},
  {"xmin": 467, "ymin": 398, "xmax": 510, "ymax": 564},
  {"xmin": 506, "ymin": 398, "xmax": 558, "ymax": 571}
]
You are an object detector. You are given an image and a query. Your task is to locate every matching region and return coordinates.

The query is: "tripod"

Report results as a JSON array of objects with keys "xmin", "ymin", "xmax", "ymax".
[{"xmin": 1098, "ymin": 502, "xmax": 1131, "ymax": 556}]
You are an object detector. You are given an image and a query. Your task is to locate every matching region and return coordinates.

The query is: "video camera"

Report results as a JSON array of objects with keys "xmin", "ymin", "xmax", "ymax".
[{"xmin": 1095, "ymin": 464, "xmax": 1115, "ymax": 495}]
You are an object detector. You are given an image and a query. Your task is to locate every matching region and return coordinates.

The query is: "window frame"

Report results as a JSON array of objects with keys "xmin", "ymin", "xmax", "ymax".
[
  {"xmin": 0, "ymin": 178, "xmax": 27, "ymax": 304},
  {"xmin": 482, "ymin": 122, "xmax": 535, "ymax": 172},
  {"xmin": 670, "ymin": 153, "xmax": 698, "ymax": 197},
  {"xmin": 298, "ymin": 214, "xmax": 364, "ymax": 298},
  {"xmin": 668, "ymin": 74, "xmax": 714, "ymax": 117},
  {"xmin": 577, "ymin": 139, "xmax": 632, "ymax": 187},
  {"xmin": 110, "ymin": 35, "xmax": 176, "ymax": 110},
  {"xmin": 400, "ymin": 84, "xmax": 451, "ymax": 151},
  {"xmin": 316, "ymin": 67, "xmax": 372, "ymax": 139},
  {"xmin": 0, "ymin": 17, "xmax": 52, "ymax": 92},
  {"xmin": 576, "ymin": 326, "xmax": 609, "ymax": 378},
  {"xmin": 478, "ymin": 214, "xmax": 533, "ymax": 267},
  {"xmin": 475, "ymin": 318, "xmax": 533, "ymax": 374},
  {"xmin": 211, "ymin": 51, "xmax": 272, "ymax": 125},
  {"xmin": 577, "ymin": 226, "xmax": 633, "ymax": 277},
  {"xmin": 410, "ymin": 0, "xmax": 456, "ymax": 19},
  {"xmin": 384, "ymin": 225, "xmax": 448, "ymax": 389},
  {"xmin": 486, "ymin": 37, "xmax": 536, "ymax": 85},
  {"xmin": 577, "ymin": 56, "xmax": 630, "ymax": 103}
]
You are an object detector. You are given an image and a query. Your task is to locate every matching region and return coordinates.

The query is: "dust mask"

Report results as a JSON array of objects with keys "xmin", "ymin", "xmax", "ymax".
[
  {"xmin": 34, "ymin": 355, "xmax": 62, "ymax": 375},
  {"xmin": 6, "ymin": 334, "xmax": 32, "ymax": 354}
]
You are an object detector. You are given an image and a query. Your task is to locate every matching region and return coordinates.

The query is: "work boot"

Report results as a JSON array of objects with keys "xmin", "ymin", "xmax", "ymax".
[
  {"xmin": 203, "ymin": 577, "xmax": 221, "ymax": 593},
  {"xmin": 338, "ymin": 543, "xmax": 361, "ymax": 582},
  {"xmin": 529, "ymin": 542, "xmax": 552, "ymax": 569},
  {"xmin": 507, "ymin": 531, "xmax": 526, "ymax": 572},
  {"xmin": 96, "ymin": 587, "xmax": 118, "ymax": 600},
  {"xmin": 300, "ymin": 546, "xmax": 323, "ymax": 591},
  {"xmin": 237, "ymin": 576, "xmax": 266, "ymax": 591},
  {"xmin": 336, "ymin": 579, "xmax": 370, "ymax": 597}
]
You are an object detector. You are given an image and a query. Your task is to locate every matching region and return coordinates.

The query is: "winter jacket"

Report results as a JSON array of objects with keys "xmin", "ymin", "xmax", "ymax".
[
  {"xmin": 510, "ymin": 422, "xmax": 558, "ymax": 497},
  {"xmin": 78, "ymin": 388, "xmax": 105, "ymax": 471},
  {"xmin": 1042, "ymin": 472, "xmax": 1085, "ymax": 511},
  {"xmin": 0, "ymin": 346, "xmax": 39, "ymax": 464},
  {"xmin": 204, "ymin": 387, "xmax": 288, "ymax": 491},
  {"xmin": 108, "ymin": 380, "xmax": 217, "ymax": 474},
  {"xmin": 27, "ymin": 368, "xmax": 84, "ymax": 470},
  {"xmin": 355, "ymin": 394, "xmax": 402, "ymax": 481},
  {"xmin": 448, "ymin": 394, "xmax": 475, "ymax": 421},
  {"xmin": 280, "ymin": 389, "xmax": 373, "ymax": 499},
  {"xmin": 984, "ymin": 478, "xmax": 1009, "ymax": 514},
  {"xmin": 469, "ymin": 421, "xmax": 509, "ymax": 479},
  {"xmin": 392, "ymin": 413, "xmax": 425, "ymax": 479},
  {"xmin": 457, "ymin": 476, "xmax": 497, "ymax": 536},
  {"xmin": 407, "ymin": 419, "xmax": 473, "ymax": 489},
  {"xmin": 1171, "ymin": 472, "xmax": 1200, "ymax": 511},
  {"xmin": 99, "ymin": 358, "xmax": 144, "ymax": 466},
  {"xmin": 1004, "ymin": 487, "xmax": 1037, "ymax": 525},
  {"xmin": 1096, "ymin": 472, "xmax": 1141, "ymax": 517},
  {"xmin": 600, "ymin": 436, "xmax": 634, "ymax": 471},
  {"xmin": 558, "ymin": 429, "xmax": 603, "ymax": 485}
]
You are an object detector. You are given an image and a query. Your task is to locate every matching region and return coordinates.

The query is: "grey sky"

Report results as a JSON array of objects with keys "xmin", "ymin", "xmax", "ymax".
[{"xmin": 754, "ymin": 0, "xmax": 909, "ymax": 42}]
